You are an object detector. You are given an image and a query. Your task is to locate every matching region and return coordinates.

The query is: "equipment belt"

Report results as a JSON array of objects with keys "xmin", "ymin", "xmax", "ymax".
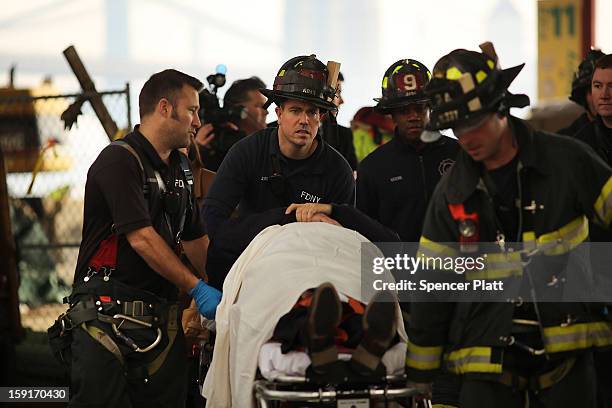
[
  {"xmin": 64, "ymin": 298, "xmax": 157, "ymax": 330},
  {"xmin": 63, "ymin": 297, "xmax": 180, "ymax": 380}
]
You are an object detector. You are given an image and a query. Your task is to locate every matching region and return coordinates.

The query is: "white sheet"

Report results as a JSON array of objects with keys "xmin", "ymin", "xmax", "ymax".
[
  {"xmin": 202, "ymin": 222, "xmax": 405, "ymax": 408},
  {"xmin": 258, "ymin": 341, "xmax": 407, "ymax": 381}
]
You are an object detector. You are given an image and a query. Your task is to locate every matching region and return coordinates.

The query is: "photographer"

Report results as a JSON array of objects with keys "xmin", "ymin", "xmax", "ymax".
[{"xmin": 196, "ymin": 76, "xmax": 268, "ymax": 171}]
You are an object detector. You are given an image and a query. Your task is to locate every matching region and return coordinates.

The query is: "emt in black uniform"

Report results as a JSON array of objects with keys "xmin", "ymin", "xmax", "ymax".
[
  {"xmin": 203, "ymin": 55, "xmax": 355, "ymax": 288},
  {"xmin": 557, "ymin": 49, "xmax": 605, "ymax": 137},
  {"xmin": 357, "ymin": 59, "xmax": 459, "ymax": 243},
  {"xmin": 57, "ymin": 70, "xmax": 221, "ymax": 408}
]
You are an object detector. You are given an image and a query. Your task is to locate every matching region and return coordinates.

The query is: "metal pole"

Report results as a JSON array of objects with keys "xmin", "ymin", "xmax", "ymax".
[{"xmin": 126, "ymin": 82, "xmax": 132, "ymax": 132}]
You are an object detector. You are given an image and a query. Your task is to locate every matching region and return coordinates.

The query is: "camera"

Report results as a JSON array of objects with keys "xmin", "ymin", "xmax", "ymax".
[{"xmin": 199, "ymin": 65, "xmax": 247, "ymax": 153}]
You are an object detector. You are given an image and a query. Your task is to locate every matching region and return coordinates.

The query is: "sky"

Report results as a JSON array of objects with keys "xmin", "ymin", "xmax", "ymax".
[{"xmin": 3, "ymin": 0, "xmax": 610, "ymax": 125}]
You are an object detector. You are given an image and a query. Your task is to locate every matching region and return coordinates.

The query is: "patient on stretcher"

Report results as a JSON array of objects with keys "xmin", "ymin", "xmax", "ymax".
[
  {"xmin": 270, "ymin": 283, "xmax": 399, "ymax": 379},
  {"xmin": 202, "ymin": 210, "xmax": 406, "ymax": 407}
]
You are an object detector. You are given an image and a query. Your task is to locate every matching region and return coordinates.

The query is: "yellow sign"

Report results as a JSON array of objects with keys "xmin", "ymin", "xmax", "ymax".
[{"xmin": 538, "ymin": 0, "xmax": 583, "ymax": 102}]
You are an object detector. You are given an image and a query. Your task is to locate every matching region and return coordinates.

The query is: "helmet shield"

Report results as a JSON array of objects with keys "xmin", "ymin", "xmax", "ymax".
[
  {"xmin": 375, "ymin": 59, "xmax": 431, "ymax": 113},
  {"xmin": 260, "ymin": 55, "xmax": 337, "ymax": 111}
]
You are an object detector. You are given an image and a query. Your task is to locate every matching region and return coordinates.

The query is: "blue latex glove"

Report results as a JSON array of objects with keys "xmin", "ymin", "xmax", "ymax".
[{"xmin": 189, "ymin": 279, "xmax": 222, "ymax": 320}]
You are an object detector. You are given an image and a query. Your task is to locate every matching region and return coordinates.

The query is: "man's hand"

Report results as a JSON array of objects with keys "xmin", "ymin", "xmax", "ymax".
[
  {"xmin": 189, "ymin": 279, "xmax": 222, "ymax": 320},
  {"xmin": 310, "ymin": 213, "xmax": 342, "ymax": 226},
  {"xmin": 285, "ymin": 203, "xmax": 332, "ymax": 222},
  {"xmin": 195, "ymin": 124, "xmax": 216, "ymax": 149}
]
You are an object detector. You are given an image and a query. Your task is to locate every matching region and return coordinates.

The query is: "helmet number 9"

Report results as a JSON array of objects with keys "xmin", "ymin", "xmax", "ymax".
[{"xmin": 402, "ymin": 74, "xmax": 417, "ymax": 91}]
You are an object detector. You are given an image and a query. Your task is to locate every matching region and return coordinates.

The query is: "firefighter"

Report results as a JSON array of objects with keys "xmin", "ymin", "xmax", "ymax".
[
  {"xmin": 51, "ymin": 69, "xmax": 220, "ymax": 407},
  {"xmin": 558, "ymin": 49, "xmax": 605, "ymax": 136},
  {"xmin": 357, "ymin": 59, "xmax": 459, "ymax": 243},
  {"xmin": 203, "ymin": 55, "xmax": 355, "ymax": 289},
  {"xmin": 573, "ymin": 53, "xmax": 612, "ymax": 408},
  {"xmin": 405, "ymin": 44, "xmax": 612, "ymax": 407}
]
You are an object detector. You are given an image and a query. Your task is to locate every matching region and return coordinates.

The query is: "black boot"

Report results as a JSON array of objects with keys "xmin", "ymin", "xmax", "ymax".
[
  {"xmin": 306, "ymin": 282, "xmax": 342, "ymax": 374},
  {"xmin": 350, "ymin": 290, "xmax": 397, "ymax": 376}
]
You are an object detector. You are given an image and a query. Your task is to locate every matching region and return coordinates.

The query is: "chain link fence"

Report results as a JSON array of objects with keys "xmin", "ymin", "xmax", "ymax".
[{"xmin": 1, "ymin": 87, "xmax": 131, "ymax": 332}]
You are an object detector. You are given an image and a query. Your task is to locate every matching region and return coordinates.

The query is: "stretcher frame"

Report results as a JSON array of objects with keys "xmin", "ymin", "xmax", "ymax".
[{"xmin": 254, "ymin": 373, "xmax": 426, "ymax": 408}]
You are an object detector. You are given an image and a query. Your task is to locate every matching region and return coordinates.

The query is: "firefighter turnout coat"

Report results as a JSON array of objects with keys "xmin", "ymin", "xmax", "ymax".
[{"xmin": 406, "ymin": 117, "xmax": 612, "ymax": 382}]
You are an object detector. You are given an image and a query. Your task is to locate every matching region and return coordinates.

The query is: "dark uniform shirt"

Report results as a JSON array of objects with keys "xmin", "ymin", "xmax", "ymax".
[
  {"xmin": 73, "ymin": 128, "xmax": 205, "ymax": 300},
  {"xmin": 557, "ymin": 112, "xmax": 591, "ymax": 137},
  {"xmin": 575, "ymin": 116, "xmax": 612, "ymax": 242},
  {"xmin": 485, "ymin": 155, "xmax": 520, "ymax": 242},
  {"xmin": 356, "ymin": 133, "xmax": 460, "ymax": 242},
  {"xmin": 203, "ymin": 126, "xmax": 355, "ymax": 239},
  {"xmin": 203, "ymin": 126, "xmax": 354, "ymax": 289},
  {"xmin": 320, "ymin": 116, "xmax": 358, "ymax": 170}
]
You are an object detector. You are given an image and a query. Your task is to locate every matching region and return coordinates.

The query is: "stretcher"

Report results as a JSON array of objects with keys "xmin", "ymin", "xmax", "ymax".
[{"xmin": 253, "ymin": 341, "xmax": 422, "ymax": 407}]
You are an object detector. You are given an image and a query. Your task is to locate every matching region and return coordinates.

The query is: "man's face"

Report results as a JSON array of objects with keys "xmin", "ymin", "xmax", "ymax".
[
  {"xmin": 390, "ymin": 103, "xmax": 428, "ymax": 142},
  {"xmin": 276, "ymin": 99, "xmax": 320, "ymax": 148},
  {"xmin": 454, "ymin": 113, "xmax": 505, "ymax": 163},
  {"xmin": 333, "ymin": 80, "xmax": 344, "ymax": 109},
  {"xmin": 241, "ymin": 90, "xmax": 268, "ymax": 133},
  {"xmin": 168, "ymin": 84, "xmax": 201, "ymax": 149},
  {"xmin": 592, "ymin": 68, "xmax": 612, "ymax": 120}
]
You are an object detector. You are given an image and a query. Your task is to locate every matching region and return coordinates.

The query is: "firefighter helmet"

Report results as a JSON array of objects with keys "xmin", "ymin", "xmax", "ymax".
[
  {"xmin": 260, "ymin": 55, "xmax": 337, "ymax": 111},
  {"xmin": 425, "ymin": 44, "xmax": 529, "ymax": 131},
  {"xmin": 374, "ymin": 59, "xmax": 431, "ymax": 113},
  {"xmin": 569, "ymin": 48, "xmax": 605, "ymax": 109}
]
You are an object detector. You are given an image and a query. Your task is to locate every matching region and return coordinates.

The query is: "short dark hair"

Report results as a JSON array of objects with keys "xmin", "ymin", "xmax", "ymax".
[
  {"xmin": 139, "ymin": 69, "xmax": 203, "ymax": 119},
  {"xmin": 595, "ymin": 54, "xmax": 612, "ymax": 70},
  {"xmin": 223, "ymin": 76, "xmax": 266, "ymax": 108}
]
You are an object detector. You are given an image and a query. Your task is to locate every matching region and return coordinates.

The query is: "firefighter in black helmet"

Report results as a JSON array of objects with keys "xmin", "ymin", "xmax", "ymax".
[
  {"xmin": 558, "ymin": 48, "xmax": 606, "ymax": 136},
  {"xmin": 406, "ymin": 43, "xmax": 612, "ymax": 408},
  {"xmin": 357, "ymin": 59, "xmax": 459, "ymax": 244},
  {"xmin": 203, "ymin": 55, "xmax": 354, "ymax": 288}
]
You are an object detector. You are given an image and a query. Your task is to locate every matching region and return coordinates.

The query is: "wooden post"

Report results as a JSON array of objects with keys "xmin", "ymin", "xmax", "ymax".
[
  {"xmin": 326, "ymin": 61, "xmax": 341, "ymax": 97},
  {"xmin": 582, "ymin": 0, "xmax": 594, "ymax": 57},
  {"xmin": 0, "ymin": 147, "xmax": 24, "ymax": 341},
  {"xmin": 63, "ymin": 45, "xmax": 119, "ymax": 142}
]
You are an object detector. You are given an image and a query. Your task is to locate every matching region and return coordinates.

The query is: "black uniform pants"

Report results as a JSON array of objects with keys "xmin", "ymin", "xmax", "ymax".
[
  {"xmin": 595, "ymin": 349, "xmax": 612, "ymax": 408},
  {"xmin": 68, "ymin": 322, "xmax": 188, "ymax": 408},
  {"xmin": 459, "ymin": 352, "xmax": 596, "ymax": 408}
]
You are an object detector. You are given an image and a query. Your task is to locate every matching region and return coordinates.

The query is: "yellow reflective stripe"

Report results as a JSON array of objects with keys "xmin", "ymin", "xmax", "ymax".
[
  {"xmin": 465, "ymin": 251, "xmax": 522, "ymax": 280},
  {"xmin": 445, "ymin": 347, "xmax": 502, "ymax": 375},
  {"xmin": 536, "ymin": 216, "xmax": 588, "ymax": 255},
  {"xmin": 406, "ymin": 340, "xmax": 443, "ymax": 371},
  {"xmin": 521, "ymin": 217, "xmax": 588, "ymax": 256},
  {"xmin": 418, "ymin": 236, "xmax": 458, "ymax": 257},
  {"xmin": 522, "ymin": 231, "xmax": 537, "ymax": 251},
  {"xmin": 595, "ymin": 176, "xmax": 612, "ymax": 226},
  {"xmin": 543, "ymin": 322, "xmax": 612, "ymax": 353}
]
